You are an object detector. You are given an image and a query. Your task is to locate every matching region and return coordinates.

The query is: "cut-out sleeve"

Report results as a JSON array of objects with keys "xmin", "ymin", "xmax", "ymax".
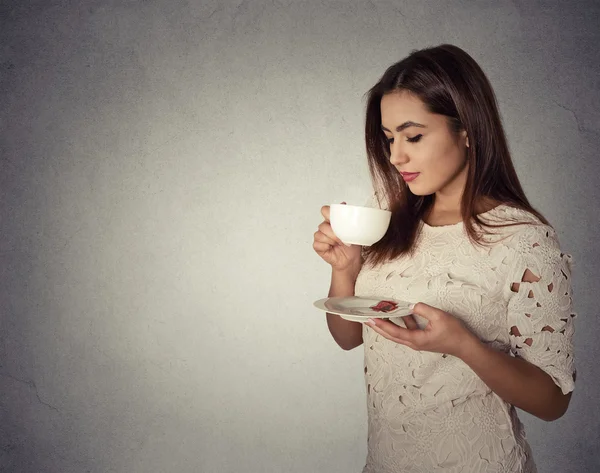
[{"xmin": 505, "ymin": 224, "xmax": 576, "ymax": 395}]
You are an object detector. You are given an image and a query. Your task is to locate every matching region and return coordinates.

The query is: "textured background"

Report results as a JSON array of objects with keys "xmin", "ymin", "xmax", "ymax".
[{"xmin": 1, "ymin": 1, "xmax": 599, "ymax": 472}]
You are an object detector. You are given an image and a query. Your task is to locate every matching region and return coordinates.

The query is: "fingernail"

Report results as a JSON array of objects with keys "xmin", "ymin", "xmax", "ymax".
[
  {"xmin": 408, "ymin": 303, "xmax": 415, "ymax": 311},
  {"xmin": 344, "ymin": 242, "xmax": 352, "ymax": 248},
  {"xmin": 365, "ymin": 318, "xmax": 375, "ymax": 326}
]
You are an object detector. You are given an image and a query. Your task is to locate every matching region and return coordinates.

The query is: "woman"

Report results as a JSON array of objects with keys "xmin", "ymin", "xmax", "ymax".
[{"xmin": 312, "ymin": 44, "xmax": 576, "ymax": 473}]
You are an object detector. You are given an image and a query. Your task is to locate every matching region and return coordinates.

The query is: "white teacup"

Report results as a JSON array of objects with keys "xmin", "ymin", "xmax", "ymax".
[{"xmin": 329, "ymin": 204, "xmax": 392, "ymax": 246}]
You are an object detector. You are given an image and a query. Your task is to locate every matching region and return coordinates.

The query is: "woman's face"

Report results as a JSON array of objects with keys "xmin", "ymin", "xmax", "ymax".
[{"xmin": 380, "ymin": 91, "xmax": 469, "ymax": 199}]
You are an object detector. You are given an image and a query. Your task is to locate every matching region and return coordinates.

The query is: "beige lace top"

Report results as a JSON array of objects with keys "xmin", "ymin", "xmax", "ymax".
[{"xmin": 355, "ymin": 200, "xmax": 576, "ymax": 473}]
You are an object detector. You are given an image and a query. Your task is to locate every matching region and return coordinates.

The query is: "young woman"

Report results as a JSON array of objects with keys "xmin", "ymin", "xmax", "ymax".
[{"xmin": 312, "ymin": 44, "xmax": 576, "ymax": 473}]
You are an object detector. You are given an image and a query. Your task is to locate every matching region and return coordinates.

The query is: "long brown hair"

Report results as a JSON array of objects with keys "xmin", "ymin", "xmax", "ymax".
[{"xmin": 363, "ymin": 44, "xmax": 548, "ymax": 266}]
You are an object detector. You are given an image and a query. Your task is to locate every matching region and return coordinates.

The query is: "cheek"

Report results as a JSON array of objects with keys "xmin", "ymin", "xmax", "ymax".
[
  {"xmin": 419, "ymin": 139, "xmax": 453, "ymax": 170},
  {"xmin": 428, "ymin": 139, "xmax": 465, "ymax": 171}
]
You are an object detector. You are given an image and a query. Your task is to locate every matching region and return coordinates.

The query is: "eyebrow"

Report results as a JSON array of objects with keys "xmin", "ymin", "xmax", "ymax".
[{"xmin": 381, "ymin": 121, "xmax": 426, "ymax": 132}]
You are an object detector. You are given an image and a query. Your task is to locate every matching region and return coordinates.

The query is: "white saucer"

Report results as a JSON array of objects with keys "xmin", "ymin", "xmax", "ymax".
[{"xmin": 313, "ymin": 296, "xmax": 413, "ymax": 322}]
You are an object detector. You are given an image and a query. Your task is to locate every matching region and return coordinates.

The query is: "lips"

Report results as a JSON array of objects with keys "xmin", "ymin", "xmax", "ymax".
[{"xmin": 400, "ymin": 172, "xmax": 420, "ymax": 182}]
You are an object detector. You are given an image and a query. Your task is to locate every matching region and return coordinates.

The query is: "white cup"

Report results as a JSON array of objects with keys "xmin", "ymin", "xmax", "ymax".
[{"xmin": 329, "ymin": 204, "xmax": 392, "ymax": 246}]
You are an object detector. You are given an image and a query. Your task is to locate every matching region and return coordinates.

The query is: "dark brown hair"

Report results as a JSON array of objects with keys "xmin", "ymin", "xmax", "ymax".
[{"xmin": 363, "ymin": 44, "xmax": 548, "ymax": 265}]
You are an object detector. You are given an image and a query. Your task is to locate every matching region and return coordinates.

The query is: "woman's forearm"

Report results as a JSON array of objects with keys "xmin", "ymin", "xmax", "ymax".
[
  {"xmin": 458, "ymin": 335, "xmax": 572, "ymax": 421},
  {"xmin": 326, "ymin": 268, "xmax": 363, "ymax": 350}
]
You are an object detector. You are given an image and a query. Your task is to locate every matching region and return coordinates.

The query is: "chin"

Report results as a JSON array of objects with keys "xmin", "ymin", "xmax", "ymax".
[{"xmin": 405, "ymin": 182, "xmax": 433, "ymax": 196}]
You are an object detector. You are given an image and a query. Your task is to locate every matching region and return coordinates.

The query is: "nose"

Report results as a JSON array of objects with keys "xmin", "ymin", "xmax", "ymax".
[{"xmin": 389, "ymin": 140, "xmax": 409, "ymax": 167}]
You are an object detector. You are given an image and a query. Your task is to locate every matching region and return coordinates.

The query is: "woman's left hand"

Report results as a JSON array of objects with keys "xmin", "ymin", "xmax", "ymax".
[{"xmin": 365, "ymin": 302, "xmax": 479, "ymax": 358}]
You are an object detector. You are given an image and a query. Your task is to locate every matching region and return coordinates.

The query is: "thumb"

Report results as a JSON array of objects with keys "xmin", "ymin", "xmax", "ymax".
[{"xmin": 409, "ymin": 302, "xmax": 441, "ymax": 320}]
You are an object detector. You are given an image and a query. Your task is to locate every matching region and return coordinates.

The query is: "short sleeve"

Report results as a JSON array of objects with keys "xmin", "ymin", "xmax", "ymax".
[{"xmin": 505, "ymin": 224, "xmax": 576, "ymax": 395}]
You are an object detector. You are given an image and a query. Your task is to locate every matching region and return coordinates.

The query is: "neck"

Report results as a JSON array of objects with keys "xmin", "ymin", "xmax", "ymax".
[
  {"xmin": 432, "ymin": 160, "xmax": 469, "ymax": 214},
  {"xmin": 431, "ymin": 192, "xmax": 463, "ymax": 214}
]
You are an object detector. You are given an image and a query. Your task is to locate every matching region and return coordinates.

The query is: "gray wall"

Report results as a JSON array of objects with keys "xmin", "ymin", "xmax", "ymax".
[{"xmin": 1, "ymin": 1, "xmax": 599, "ymax": 472}]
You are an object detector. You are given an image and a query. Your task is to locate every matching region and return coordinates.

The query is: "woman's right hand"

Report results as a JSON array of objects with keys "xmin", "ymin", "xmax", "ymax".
[{"xmin": 313, "ymin": 204, "xmax": 363, "ymax": 273}]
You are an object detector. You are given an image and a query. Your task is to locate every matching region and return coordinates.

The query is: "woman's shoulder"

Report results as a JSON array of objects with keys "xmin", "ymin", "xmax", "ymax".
[
  {"xmin": 477, "ymin": 199, "xmax": 530, "ymax": 220},
  {"xmin": 482, "ymin": 203, "xmax": 563, "ymax": 252},
  {"xmin": 478, "ymin": 205, "xmax": 574, "ymax": 287},
  {"xmin": 482, "ymin": 203, "xmax": 546, "ymax": 228}
]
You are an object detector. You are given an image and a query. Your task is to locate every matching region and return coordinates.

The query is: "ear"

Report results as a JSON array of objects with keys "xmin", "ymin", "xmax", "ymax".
[{"xmin": 462, "ymin": 130, "xmax": 469, "ymax": 148}]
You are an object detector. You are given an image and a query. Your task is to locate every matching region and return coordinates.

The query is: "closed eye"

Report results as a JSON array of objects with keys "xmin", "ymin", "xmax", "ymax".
[{"xmin": 386, "ymin": 134, "xmax": 423, "ymax": 144}]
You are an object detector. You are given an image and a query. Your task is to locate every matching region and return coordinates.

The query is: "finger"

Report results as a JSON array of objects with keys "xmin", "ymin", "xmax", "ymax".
[
  {"xmin": 314, "ymin": 230, "xmax": 338, "ymax": 247},
  {"xmin": 320, "ymin": 202, "xmax": 346, "ymax": 226},
  {"xmin": 367, "ymin": 318, "xmax": 425, "ymax": 345},
  {"xmin": 410, "ymin": 302, "xmax": 442, "ymax": 321},
  {"xmin": 318, "ymin": 222, "xmax": 345, "ymax": 246},
  {"xmin": 313, "ymin": 241, "xmax": 333, "ymax": 254},
  {"xmin": 315, "ymin": 230, "xmax": 343, "ymax": 250},
  {"xmin": 402, "ymin": 315, "xmax": 419, "ymax": 330},
  {"xmin": 368, "ymin": 318, "xmax": 409, "ymax": 338},
  {"xmin": 365, "ymin": 321, "xmax": 419, "ymax": 350}
]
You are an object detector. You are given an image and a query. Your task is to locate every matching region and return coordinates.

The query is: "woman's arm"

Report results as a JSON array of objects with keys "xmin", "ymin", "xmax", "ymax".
[
  {"xmin": 326, "ymin": 268, "xmax": 363, "ymax": 351},
  {"xmin": 313, "ymin": 203, "xmax": 364, "ymax": 351},
  {"xmin": 458, "ymin": 335, "xmax": 572, "ymax": 421},
  {"xmin": 472, "ymin": 224, "xmax": 576, "ymax": 421}
]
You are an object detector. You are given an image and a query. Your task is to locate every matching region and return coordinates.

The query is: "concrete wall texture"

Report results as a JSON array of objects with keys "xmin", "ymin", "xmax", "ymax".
[{"xmin": 1, "ymin": 1, "xmax": 599, "ymax": 472}]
